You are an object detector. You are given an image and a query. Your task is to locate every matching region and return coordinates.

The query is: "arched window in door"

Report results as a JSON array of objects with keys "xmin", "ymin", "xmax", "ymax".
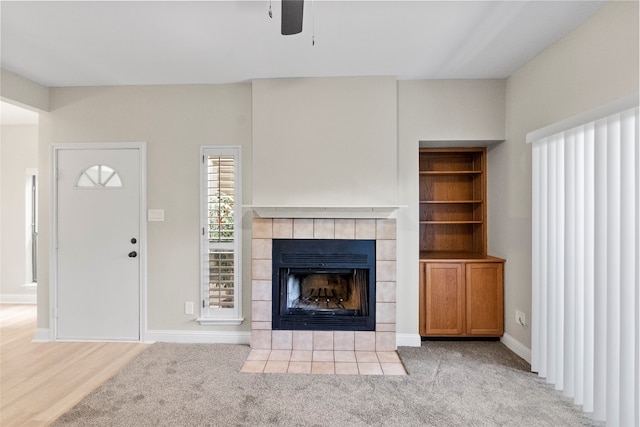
[{"xmin": 75, "ymin": 164, "xmax": 122, "ymax": 188}]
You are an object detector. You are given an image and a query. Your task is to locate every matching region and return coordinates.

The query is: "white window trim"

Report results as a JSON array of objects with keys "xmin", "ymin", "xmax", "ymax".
[{"xmin": 197, "ymin": 146, "xmax": 244, "ymax": 326}]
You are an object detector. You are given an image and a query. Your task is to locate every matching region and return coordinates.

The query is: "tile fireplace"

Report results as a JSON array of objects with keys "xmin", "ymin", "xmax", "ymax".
[{"xmin": 251, "ymin": 217, "xmax": 397, "ymax": 353}]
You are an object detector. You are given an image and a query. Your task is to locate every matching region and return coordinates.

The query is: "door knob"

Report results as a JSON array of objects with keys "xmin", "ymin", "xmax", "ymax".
[
  {"xmin": 131, "ymin": 238, "xmax": 137, "ymax": 244},
  {"xmin": 128, "ymin": 251, "xmax": 137, "ymax": 258}
]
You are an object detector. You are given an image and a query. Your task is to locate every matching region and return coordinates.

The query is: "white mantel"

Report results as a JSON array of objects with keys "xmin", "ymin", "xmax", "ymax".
[{"xmin": 245, "ymin": 205, "xmax": 404, "ymax": 219}]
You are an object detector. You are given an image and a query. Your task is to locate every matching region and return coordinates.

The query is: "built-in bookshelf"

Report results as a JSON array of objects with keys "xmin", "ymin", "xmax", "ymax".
[
  {"xmin": 419, "ymin": 147, "xmax": 486, "ymax": 257},
  {"xmin": 418, "ymin": 147, "xmax": 505, "ymax": 338}
]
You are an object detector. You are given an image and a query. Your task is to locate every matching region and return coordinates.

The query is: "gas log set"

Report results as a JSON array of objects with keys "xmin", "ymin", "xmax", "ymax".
[{"xmin": 272, "ymin": 239, "xmax": 376, "ymax": 331}]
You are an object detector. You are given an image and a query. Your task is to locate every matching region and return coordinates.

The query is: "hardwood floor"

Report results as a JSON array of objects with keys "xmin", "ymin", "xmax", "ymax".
[{"xmin": 0, "ymin": 304, "xmax": 147, "ymax": 426}]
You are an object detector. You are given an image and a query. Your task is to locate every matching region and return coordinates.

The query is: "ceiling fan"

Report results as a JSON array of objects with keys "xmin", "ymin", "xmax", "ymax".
[{"xmin": 281, "ymin": 0, "xmax": 304, "ymax": 35}]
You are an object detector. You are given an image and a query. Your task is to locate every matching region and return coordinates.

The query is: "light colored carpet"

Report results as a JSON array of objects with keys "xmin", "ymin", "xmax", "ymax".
[{"xmin": 52, "ymin": 341, "xmax": 602, "ymax": 426}]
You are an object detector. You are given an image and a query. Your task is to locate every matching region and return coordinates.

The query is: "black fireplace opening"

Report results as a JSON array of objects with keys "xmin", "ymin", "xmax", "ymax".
[{"xmin": 272, "ymin": 239, "xmax": 376, "ymax": 331}]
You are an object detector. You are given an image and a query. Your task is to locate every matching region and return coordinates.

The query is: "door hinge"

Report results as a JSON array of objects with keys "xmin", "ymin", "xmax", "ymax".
[{"xmin": 202, "ymin": 300, "xmax": 206, "ymax": 309}]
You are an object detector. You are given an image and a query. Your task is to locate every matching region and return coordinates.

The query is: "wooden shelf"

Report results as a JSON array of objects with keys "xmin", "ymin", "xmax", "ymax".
[
  {"xmin": 420, "ymin": 200, "xmax": 483, "ymax": 204},
  {"xmin": 419, "ymin": 148, "xmax": 486, "ymax": 255},
  {"xmin": 419, "ymin": 171, "xmax": 482, "ymax": 175},
  {"xmin": 420, "ymin": 251, "xmax": 505, "ymax": 262},
  {"xmin": 420, "ymin": 220, "xmax": 483, "ymax": 224}
]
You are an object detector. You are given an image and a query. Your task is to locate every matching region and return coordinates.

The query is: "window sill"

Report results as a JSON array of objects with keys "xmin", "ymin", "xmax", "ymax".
[{"xmin": 197, "ymin": 317, "xmax": 245, "ymax": 326}]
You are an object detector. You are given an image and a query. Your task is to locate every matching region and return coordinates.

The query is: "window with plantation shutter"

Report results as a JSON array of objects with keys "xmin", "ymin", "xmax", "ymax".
[{"xmin": 198, "ymin": 146, "xmax": 243, "ymax": 325}]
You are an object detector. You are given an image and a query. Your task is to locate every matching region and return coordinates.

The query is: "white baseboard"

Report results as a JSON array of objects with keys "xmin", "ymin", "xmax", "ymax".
[
  {"xmin": 501, "ymin": 332, "xmax": 532, "ymax": 364},
  {"xmin": 145, "ymin": 331, "xmax": 420, "ymax": 348},
  {"xmin": 30, "ymin": 328, "xmax": 252, "ymax": 344},
  {"xmin": 1, "ymin": 293, "xmax": 37, "ymax": 304},
  {"xmin": 144, "ymin": 329, "xmax": 251, "ymax": 345},
  {"xmin": 33, "ymin": 328, "xmax": 51, "ymax": 342},
  {"xmin": 396, "ymin": 333, "xmax": 422, "ymax": 348},
  {"xmin": 28, "ymin": 326, "xmax": 525, "ymax": 358},
  {"xmin": 31, "ymin": 328, "xmax": 479, "ymax": 350}
]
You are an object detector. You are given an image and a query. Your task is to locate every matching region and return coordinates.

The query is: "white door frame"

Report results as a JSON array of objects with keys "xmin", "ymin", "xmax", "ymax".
[{"xmin": 50, "ymin": 142, "xmax": 147, "ymax": 342}]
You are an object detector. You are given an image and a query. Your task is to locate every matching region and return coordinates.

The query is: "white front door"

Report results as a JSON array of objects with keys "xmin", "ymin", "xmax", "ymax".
[{"xmin": 55, "ymin": 146, "xmax": 143, "ymax": 341}]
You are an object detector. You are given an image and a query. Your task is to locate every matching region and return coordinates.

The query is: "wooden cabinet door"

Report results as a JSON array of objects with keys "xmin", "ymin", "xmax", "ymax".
[
  {"xmin": 423, "ymin": 263, "xmax": 464, "ymax": 336},
  {"xmin": 465, "ymin": 263, "xmax": 504, "ymax": 336}
]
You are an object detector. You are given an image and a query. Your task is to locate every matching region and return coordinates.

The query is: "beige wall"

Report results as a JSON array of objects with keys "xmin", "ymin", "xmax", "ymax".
[
  {"xmin": 38, "ymin": 84, "xmax": 253, "ymax": 331},
  {"xmin": 0, "ymin": 124, "xmax": 39, "ymax": 299},
  {"xmin": 397, "ymin": 79, "xmax": 506, "ymax": 337},
  {"xmin": 398, "ymin": 80, "xmax": 506, "ymax": 142},
  {"xmin": 252, "ymin": 77, "xmax": 398, "ymax": 207},
  {"xmin": 492, "ymin": 0, "xmax": 639, "ymax": 348}
]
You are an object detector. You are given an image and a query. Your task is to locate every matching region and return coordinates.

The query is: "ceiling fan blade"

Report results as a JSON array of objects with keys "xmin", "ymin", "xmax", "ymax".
[{"xmin": 281, "ymin": 0, "xmax": 304, "ymax": 35}]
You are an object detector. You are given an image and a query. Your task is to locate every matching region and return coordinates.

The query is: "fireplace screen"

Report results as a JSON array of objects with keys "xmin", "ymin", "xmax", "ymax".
[
  {"xmin": 272, "ymin": 239, "xmax": 375, "ymax": 331},
  {"xmin": 285, "ymin": 269, "xmax": 368, "ymax": 314}
]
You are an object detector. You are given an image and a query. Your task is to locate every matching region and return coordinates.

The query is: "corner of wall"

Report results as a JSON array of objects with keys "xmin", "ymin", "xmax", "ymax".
[
  {"xmin": 0, "ymin": 68, "xmax": 49, "ymax": 112},
  {"xmin": 501, "ymin": 333, "xmax": 532, "ymax": 365},
  {"xmin": 33, "ymin": 328, "xmax": 51, "ymax": 342},
  {"xmin": 396, "ymin": 333, "xmax": 422, "ymax": 348}
]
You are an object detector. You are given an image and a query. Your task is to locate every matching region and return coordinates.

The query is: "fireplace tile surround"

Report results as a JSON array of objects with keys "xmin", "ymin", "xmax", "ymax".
[{"xmin": 250, "ymin": 217, "xmax": 397, "ymax": 354}]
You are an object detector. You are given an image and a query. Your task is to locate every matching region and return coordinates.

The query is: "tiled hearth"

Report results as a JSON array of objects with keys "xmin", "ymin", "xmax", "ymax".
[
  {"xmin": 241, "ymin": 349, "xmax": 406, "ymax": 375},
  {"xmin": 243, "ymin": 217, "xmax": 405, "ymax": 375}
]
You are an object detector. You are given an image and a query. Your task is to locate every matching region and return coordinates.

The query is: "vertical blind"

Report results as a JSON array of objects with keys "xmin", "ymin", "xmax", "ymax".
[{"xmin": 529, "ymin": 98, "xmax": 638, "ymax": 425}]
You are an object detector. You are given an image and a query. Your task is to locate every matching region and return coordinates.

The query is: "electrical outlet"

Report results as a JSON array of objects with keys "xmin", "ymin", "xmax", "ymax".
[
  {"xmin": 185, "ymin": 302, "xmax": 194, "ymax": 315},
  {"xmin": 515, "ymin": 309, "xmax": 526, "ymax": 327}
]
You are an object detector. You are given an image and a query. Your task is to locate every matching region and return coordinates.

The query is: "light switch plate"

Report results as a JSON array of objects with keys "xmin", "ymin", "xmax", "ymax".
[
  {"xmin": 148, "ymin": 209, "xmax": 165, "ymax": 222},
  {"xmin": 185, "ymin": 302, "xmax": 194, "ymax": 315}
]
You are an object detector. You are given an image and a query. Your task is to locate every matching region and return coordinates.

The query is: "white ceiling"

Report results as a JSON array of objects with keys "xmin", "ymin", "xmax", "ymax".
[{"xmin": 1, "ymin": 0, "xmax": 608, "ymax": 89}]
